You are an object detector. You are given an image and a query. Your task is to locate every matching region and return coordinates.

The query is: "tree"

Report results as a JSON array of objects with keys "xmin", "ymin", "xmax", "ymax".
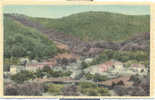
[
  {"xmin": 81, "ymin": 61, "xmax": 89, "ymax": 69},
  {"xmin": 35, "ymin": 69, "xmax": 44, "ymax": 78},
  {"xmin": 42, "ymin": 65, "xmax": 51, "ymax": 73}
]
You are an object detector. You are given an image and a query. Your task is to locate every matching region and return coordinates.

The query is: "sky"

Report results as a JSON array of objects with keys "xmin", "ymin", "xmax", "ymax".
[{"xmin": 3, "ymin": 5, "xmax": 150, "ymax": 18}]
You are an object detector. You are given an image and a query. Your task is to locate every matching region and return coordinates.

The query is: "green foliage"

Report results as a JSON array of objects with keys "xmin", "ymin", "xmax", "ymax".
[
  {"xmin": 82, "ymin": 88, "xmax": 99, "ymax": 96},
  {"xmin": 4, "ymin": 16, "xmax": 58, "ymax": 59},
  {"xmin": 78, "ymin": 82, "xmax": 110, "ymax": 96},
  {"xmin": 11, "ymin": 70, "xmax": 35, "ymax": 83},
  {"xmin": 49, "ymin": 70, "xmax": 72, "ymax": 77},
  {"xmin": 91, "ymin": 49, "xmax": 149, "ymax": 66},
  {"xmin": 81, "ymin": 61, "xmax": 90, "ymax": 69},
  {"xmin": 35, "ymin": 66, "xmax": 72, "ymax": 78},
  {"xmin": 85, "ymin": 72, "xmax": 108, "ymax": 81},
  {"xmin": 97, "ymin": 88, "xmax": 111, "ymax": 96},
  {"xmin": 78, "ymin": 82, "xmax": 97, "ymax": 88},
  {"xmin": 42, "ymin": 65, "xmax": 51, "ymax": 73},
  {"xmin": 35, "ymin": 69, "xmax": 45, "ymax": 78},
  {"xmin": 63, "ymin": 71, "xmax": 72, "ymax": 77},
  {"xmin": 93, "ymin": 74, "xmax": 108, "ymax": 82},
  {"xmin": 36, "ymin": 11, "xmax": 150, "ymax": 42},
  {"xmin": 85, "ymin": 72, "xmax": 94, "ymax": 80},
  {"xmin": 47, "ymin": 84, "xmax": 64, "ymax": 95}
]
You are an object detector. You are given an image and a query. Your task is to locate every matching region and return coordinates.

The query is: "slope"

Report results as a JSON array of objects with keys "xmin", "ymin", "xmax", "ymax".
[
  {"xmin": 4, "ymin": 16, "xmax": 58, "ymax": 59},
  {"xmin": 35, "ymin": 11, "xmax": 150, "ymax": 42}
]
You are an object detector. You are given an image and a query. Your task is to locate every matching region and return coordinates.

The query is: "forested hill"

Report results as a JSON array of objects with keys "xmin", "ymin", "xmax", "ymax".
[
  {"xmin": 4, "ymin": 11, "xmax": 150, "ymax": 59},
  {"xmin": 4, "ymin": 16, "xmax": 58, "ymax": 59},
  {"xmin": 33, "ymin": 11, "xmax": 150, "ymax": 42}
]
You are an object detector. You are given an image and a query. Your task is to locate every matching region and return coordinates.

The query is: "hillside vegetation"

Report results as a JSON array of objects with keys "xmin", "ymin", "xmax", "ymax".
[
  {"xmin": 4, "ymin": 16, "xmax": 58, "ymax": 59},
  {"xmin": 35, "ymin": 11, "xmax": 150, "ymax": 42}
]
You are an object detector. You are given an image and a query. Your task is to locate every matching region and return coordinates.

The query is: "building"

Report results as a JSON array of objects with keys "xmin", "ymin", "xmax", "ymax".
[
  {"xmin": 84, "ymin": 60, "xmax": 124, "ymax": 75},
  {"xmin": 10, "ymin": 65, "xmax": 25, "ymax": 75},
  {"xmin": 128, "ymin": 63, "xmax": 147, "ymax": 75}
]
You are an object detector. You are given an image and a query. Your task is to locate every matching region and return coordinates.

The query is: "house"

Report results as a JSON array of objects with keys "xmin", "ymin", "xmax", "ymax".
[
  {"xmin": 107, "ymin": 60, "xmax": 124, "ymax": 73},
  {"xmin": 25, "ymin": 61, "xmax": 55, "ymax": 72},
  {"xmin": 10, "ymin": 65, "xmax": 25, "ymax": 75},
  {"xmin": 128, "ymin": 63, "xmax": 147, "ymax": 75},
  {"xmin": 9, "ymin": 59, "xmax": 56, "ymax": 73},
  {"xmin": 84, "ymin": 60, "xmax": 124, "ymax": 75},
  {"xmin": 84, "ymin": 58, "xmax": 93, "ymax": 64}
]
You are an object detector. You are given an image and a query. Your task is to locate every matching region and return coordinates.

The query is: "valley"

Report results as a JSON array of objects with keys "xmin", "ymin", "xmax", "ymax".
[{"xmin": 3, "ymin": 12, "xmax": 150, "ymax": 96}]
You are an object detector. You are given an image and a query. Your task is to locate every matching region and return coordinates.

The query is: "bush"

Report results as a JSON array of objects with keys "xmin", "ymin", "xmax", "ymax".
[
  {"xmin": 47, "ymin": 84, "xmax": 64, "ymax": 95},
  {"xmin": 11, "ymin": 70, "xmax": 35, "ymax": 83},
  {"xmin": 42, "ymin": 65, "xmax": 51, "ymax": 73},
  {"xmin": 85, "ymin": 72, "xmax": 94, "ymax": 80},
  {"xmin": 81, "ymin": 61, "xmax": 89, "ymax": 69},
  {"xmin": 78, "ymin": 82, "xmax": 97, "ymax": 89},
  {"xmin": 35, "ymin": 69, "xmax": 45, "ymax": 78},
  {"xmin": 78, "ymin": 82, "xmax": 110, "ymax": 96},
  {"xmin": 93, "ymin": 74, "xmax": 108, "ymax": 82},
  {"xmin": 97, "ymin": 88, "xmax": 111, "ymax": 96},
  {"xmin": 63, "ymin": 71, "xmax": 72, "ymax": 77},
  {"xmin": 86, "ymin": 88, "xmax": 99, "ymax": 96}
]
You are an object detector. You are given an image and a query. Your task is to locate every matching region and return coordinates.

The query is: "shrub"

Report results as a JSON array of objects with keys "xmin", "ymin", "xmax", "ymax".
[
  {"xmin": 63, "ymin": 71, "xmax": 72, "ymax": 77},
  {"xmin": 93, "ymin": 74, "xmax": 108, "ymax": 82},
  {"xmin": 97, "ymin": 88, "xmax": 111, "ymax": 96},
  {"xmin": 78, "ymin": 82, "xmax": 97, "ymax": 89},
  {"xmin": 42, "ymin": 65, "xmax": 51, "ymax": 73},
  {"xmin": 35, "ymin": 69, "xmax": 45, "ymax": 78},
  {"xmin": 86, "ymin": 88, "xmax": 99, "ymax": 96},
  {"xmin": 11, "ymin": 70, "xmax": 35, "ymax": 83},
  {"xmin": 85, "ymin": 72, "xmax": 94, "ymax": 80},
  {"xmin": 47, "ymin": 84, "xmax": 64, "ymax": 95},
  {"xmin": 81, "ymin": 61, "xmax": 89, "ymax": 69}
]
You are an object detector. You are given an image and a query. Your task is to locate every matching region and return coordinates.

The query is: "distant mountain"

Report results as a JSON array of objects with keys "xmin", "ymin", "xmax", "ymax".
[{"xmin": 33, "ymin": 11, "xmax": 150, "ymax": 42}]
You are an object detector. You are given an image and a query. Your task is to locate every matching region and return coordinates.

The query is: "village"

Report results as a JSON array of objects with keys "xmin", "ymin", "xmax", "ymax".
[
  {"xmin": 4, "ymin": 52, "xmax": 148, "ymax": 85},
  {"xmin": 3, "ymin": 34, "xmax": 149, "ymax": 96},
  {"xmin": 3, "ymin": 7, "xmax": 150, "ymax": 96}
]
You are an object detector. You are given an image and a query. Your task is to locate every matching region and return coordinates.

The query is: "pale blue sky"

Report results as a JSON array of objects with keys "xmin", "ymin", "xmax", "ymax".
[{"xmin": 3, "ymin": 5, "xmax": 150, "ymax": 18}]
